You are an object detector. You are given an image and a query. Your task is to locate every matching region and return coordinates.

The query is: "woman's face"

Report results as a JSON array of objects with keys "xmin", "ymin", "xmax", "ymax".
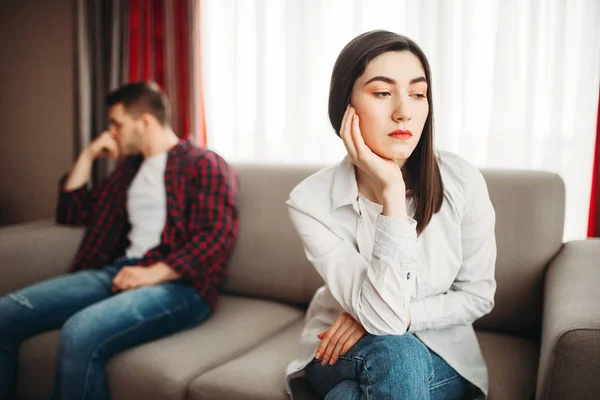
[{"xmin": 350, "ymin": 50, "xmax": 429, "ymax": 165}]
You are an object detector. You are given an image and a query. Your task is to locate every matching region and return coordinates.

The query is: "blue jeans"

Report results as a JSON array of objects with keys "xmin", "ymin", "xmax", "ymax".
[
  {"xmin": 305, "ymin": 333, "xmax": 470, "ymax": 400},
  {"xmin": 0, "ymin": 258, "xmax": 211, "ymax": 400}
]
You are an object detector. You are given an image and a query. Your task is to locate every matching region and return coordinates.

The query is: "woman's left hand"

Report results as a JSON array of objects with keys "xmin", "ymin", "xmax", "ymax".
[{"xmin": 315, "ymin": 312, "xmax": 366, "ymax": 366}]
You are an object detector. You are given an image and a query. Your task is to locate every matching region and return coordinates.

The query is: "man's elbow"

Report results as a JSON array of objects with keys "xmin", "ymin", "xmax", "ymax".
[{"xmin": 55, "ymin": 214, "xmax": 79, "ymax": 226}]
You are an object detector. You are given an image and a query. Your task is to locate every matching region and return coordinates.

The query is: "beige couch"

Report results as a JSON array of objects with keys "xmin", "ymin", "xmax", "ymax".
[{"xmin": 1, "ymin": 165, "xmax": 599, "ymax": 400}]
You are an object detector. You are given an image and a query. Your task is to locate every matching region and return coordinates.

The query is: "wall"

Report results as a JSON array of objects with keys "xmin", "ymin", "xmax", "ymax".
[{"xmin": 0, "ymin": 0, "xmax": 75, "ymax": 226}]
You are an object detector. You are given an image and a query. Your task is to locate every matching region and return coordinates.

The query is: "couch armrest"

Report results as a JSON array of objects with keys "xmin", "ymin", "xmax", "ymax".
[
  {"xmin": 536, "ymin": 239, "xmax": 600, "ymax": 400},
  {"xmin": 0, "ymin": 220, "xmax": 85, "ymax": 296}
]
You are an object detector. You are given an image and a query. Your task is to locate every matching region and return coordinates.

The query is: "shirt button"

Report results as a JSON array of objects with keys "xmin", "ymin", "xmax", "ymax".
[{"xmin": 407, "ymin": 272, "xmax": 411, "ymax": 280}]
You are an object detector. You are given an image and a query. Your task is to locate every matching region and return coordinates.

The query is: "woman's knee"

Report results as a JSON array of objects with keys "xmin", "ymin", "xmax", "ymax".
[
  {"xmin": 362, "ymin": 334, "xmax": 433, "ymax": 379},
  {"xmin": 325, "ymin": 379, "xmax": 361, "ymax": 400}
]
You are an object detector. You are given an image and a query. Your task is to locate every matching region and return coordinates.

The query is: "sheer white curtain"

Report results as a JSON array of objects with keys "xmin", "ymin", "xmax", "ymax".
[{"xmin": 200, "ymin": 0, "xmax": 600, "ymax": 240}]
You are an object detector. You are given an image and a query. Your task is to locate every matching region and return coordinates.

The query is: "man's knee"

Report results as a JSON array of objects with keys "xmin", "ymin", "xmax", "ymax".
[
  {"xmin": 59, "ymin": 310, "xmax": 99, "ymax": 356},
  {"xmin": 0, "ymin": 294, "xmax": 32, "ymax": 341}
]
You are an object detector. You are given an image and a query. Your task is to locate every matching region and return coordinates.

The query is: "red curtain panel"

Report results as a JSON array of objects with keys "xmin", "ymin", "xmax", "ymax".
[
  {"xmin": 588, "ymin": 90, "xmax": 600, "ymax": 238},
  {"xmin": 127, "ymin": 0, "xmax": 204, "ymax": 144}
]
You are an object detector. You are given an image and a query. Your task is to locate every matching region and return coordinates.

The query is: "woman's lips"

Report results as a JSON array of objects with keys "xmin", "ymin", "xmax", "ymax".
[{"xmin": 388, "ymin": 129, "xmax": 413, "ymax": 140}]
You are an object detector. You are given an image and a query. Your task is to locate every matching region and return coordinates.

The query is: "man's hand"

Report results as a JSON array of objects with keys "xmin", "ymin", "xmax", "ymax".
[
  {"xmin": 315, "ymin": 312, "xmax": 366, "ymax": 366},
  {"xmin": 63, "ymin": 131, "xmax": 120, "ymax": 191},
  {"xmin": 86, "ymin": 131, "xmax": 120, "ymax": 160},
  {"xmin": 112, "ymin": 262, "xmax": 182, "ymax": 293}
]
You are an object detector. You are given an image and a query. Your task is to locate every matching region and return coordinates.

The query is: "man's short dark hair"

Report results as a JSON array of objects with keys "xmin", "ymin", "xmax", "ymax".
[{"xmin": 106, "ymin": 81, "xmax": 171, "ymax": 126}]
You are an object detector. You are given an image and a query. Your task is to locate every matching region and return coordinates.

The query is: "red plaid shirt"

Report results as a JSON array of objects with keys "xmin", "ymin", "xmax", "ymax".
[{"xmin": 56, "ymin": 140, "xmax": 239, "ymax": 311}]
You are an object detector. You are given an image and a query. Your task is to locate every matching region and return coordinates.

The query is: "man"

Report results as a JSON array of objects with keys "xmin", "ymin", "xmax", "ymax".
[{"xmin": 0, "ymin": 82, "xmax": 239, "ymax": 399}]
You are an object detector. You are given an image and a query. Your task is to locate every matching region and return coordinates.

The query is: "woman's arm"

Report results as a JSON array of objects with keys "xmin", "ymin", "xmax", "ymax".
[
  {"xmin": 289, "ymin": 199, "xmax": 417, "ymax": 335},
  {"xmin": 408, "ymin": 165, "xmax": 497, "ymax": 332}
]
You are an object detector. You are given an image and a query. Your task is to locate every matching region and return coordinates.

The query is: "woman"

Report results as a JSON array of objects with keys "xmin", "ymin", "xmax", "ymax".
[{"xmin": 285, "ymin": 30, "xmax": 496, "ymax": 399}]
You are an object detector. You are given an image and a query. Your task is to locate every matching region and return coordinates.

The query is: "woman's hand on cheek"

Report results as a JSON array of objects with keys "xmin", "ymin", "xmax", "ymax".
[{"xmin": 340, "ymin": 105, "xmax": 405, "ymax": 193}]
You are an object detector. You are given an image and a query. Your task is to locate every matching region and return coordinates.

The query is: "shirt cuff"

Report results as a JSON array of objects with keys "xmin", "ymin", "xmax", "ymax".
[
  {"xmin": 407, "ymin": 298, "xmax": 427, "ymax": 332},
  {"xmin": 372, "ymin": 214, "xmax": 418, "ymax": 263},
  {"xmin": 58, "ymin": 173, "xmax": 87, "ymax": 194}
]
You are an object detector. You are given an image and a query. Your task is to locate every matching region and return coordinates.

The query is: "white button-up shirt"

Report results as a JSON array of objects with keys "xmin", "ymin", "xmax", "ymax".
[{"xmin": 285, "ymin": 151, "xmax": 496, "ymax": 398}]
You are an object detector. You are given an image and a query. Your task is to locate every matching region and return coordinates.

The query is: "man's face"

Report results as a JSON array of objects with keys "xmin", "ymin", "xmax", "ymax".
[{"xmin": 108, "ymin": 103, "xmax": 144, "ymax": 155}]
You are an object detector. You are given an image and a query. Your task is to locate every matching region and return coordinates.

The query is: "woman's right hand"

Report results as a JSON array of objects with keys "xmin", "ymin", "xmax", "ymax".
[
  {"xmin": 340, "ymin": 105, "xmax": 404, "ymax": 195},
  {"xmin": 315, "ymin": 312, "xmax": 367, "ymax": 366},
  {"xmin": 341, "ymin": 105, "xmax": 408, "ymax": 219}
]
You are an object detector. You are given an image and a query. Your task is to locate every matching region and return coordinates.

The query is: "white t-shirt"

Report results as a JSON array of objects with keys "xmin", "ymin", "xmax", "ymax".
[{"xmin": 125, "ymin": 152, "xmax": 168, "ymax": 258}]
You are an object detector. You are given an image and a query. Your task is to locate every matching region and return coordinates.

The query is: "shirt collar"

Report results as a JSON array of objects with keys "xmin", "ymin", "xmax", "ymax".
[
  {"xmin": 168, "ymin": 138, "xmax": 191, "ymax": 155},
  {"xmin": 331, "ymin": 156, "xmax": 361, "ymax": 215}
]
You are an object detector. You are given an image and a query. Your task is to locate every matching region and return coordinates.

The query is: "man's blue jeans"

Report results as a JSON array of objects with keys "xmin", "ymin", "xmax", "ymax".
[
  {"xmin": 0, "ymin": 258, "xmax": 210, "ymax": 400},
  {"xmin": 305, "ymin": 333, "xmax": 470, "ymax": 400}
]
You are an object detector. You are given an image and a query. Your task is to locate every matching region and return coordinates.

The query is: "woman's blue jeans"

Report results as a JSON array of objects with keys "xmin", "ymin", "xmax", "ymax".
[{"xmin": 305, "ymin": 333, "xmax": 470, "ymax": 400}]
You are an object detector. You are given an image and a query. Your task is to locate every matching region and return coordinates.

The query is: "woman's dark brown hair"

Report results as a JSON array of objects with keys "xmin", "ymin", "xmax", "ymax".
[{"xmin": 328, "ymin": 30, "xmax": 443, "ymax": 235}]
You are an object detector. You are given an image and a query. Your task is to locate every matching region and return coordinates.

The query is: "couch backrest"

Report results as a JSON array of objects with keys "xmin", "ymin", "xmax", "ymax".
[
  {"xmin": 474, "ymin": 170, "xmax": 564, "ymax": 339},
  {"xmin": 223, "ymin": 165, "xmax": 323, "ymax": 304},
  {"xmin": 224, "ymin": 165, "xmax": 565, "ymax": 339}
]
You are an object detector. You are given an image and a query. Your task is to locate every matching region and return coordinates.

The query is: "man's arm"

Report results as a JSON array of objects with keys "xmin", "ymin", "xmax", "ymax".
[
  {"xmin": 56, "ymin": 132, "xmax": 119, "ymax": 226},
  {"xmin": 66, "ymin": 131, "xmax": 120, "ymax": 190},
  {"xmin": 163, "ymin": 151, "xmax": 239, "ymax": 281}
]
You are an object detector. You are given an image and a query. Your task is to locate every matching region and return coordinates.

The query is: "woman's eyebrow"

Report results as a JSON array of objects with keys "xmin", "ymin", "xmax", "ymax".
[
  {"xmin": 409, "ymin": 76, "xmax": 427, "ymax": 85},
  {"xmin": 363, "ymin": 75, "xmax": 428, "ymax": 86}
]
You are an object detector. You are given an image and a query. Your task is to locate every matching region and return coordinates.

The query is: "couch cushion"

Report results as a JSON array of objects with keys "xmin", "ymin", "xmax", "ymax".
[
  {"xmin": 189, "ymin": 324, "xmax": 539, "ymax": 400},
  {"xmin": 225, "ymin": 165, "xmax": 324, "ymax": 304},
  {"xmin": 476, "ymin": 170, "xmax": 564, "ymax": 339},
  {"xmin": 477, "ymin": 330, "xmax": 539, "ymax": 400},
  {"xmin": 17, "ymin": 295, "xmax": 303, "ymax": 400},
  {"xmin": 0, "ymin": 220, "xmax": 83, "ymax": 296},
  {"xmin": 189, "ymin": 320, "xmax": 308, "ymax": 400}
]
